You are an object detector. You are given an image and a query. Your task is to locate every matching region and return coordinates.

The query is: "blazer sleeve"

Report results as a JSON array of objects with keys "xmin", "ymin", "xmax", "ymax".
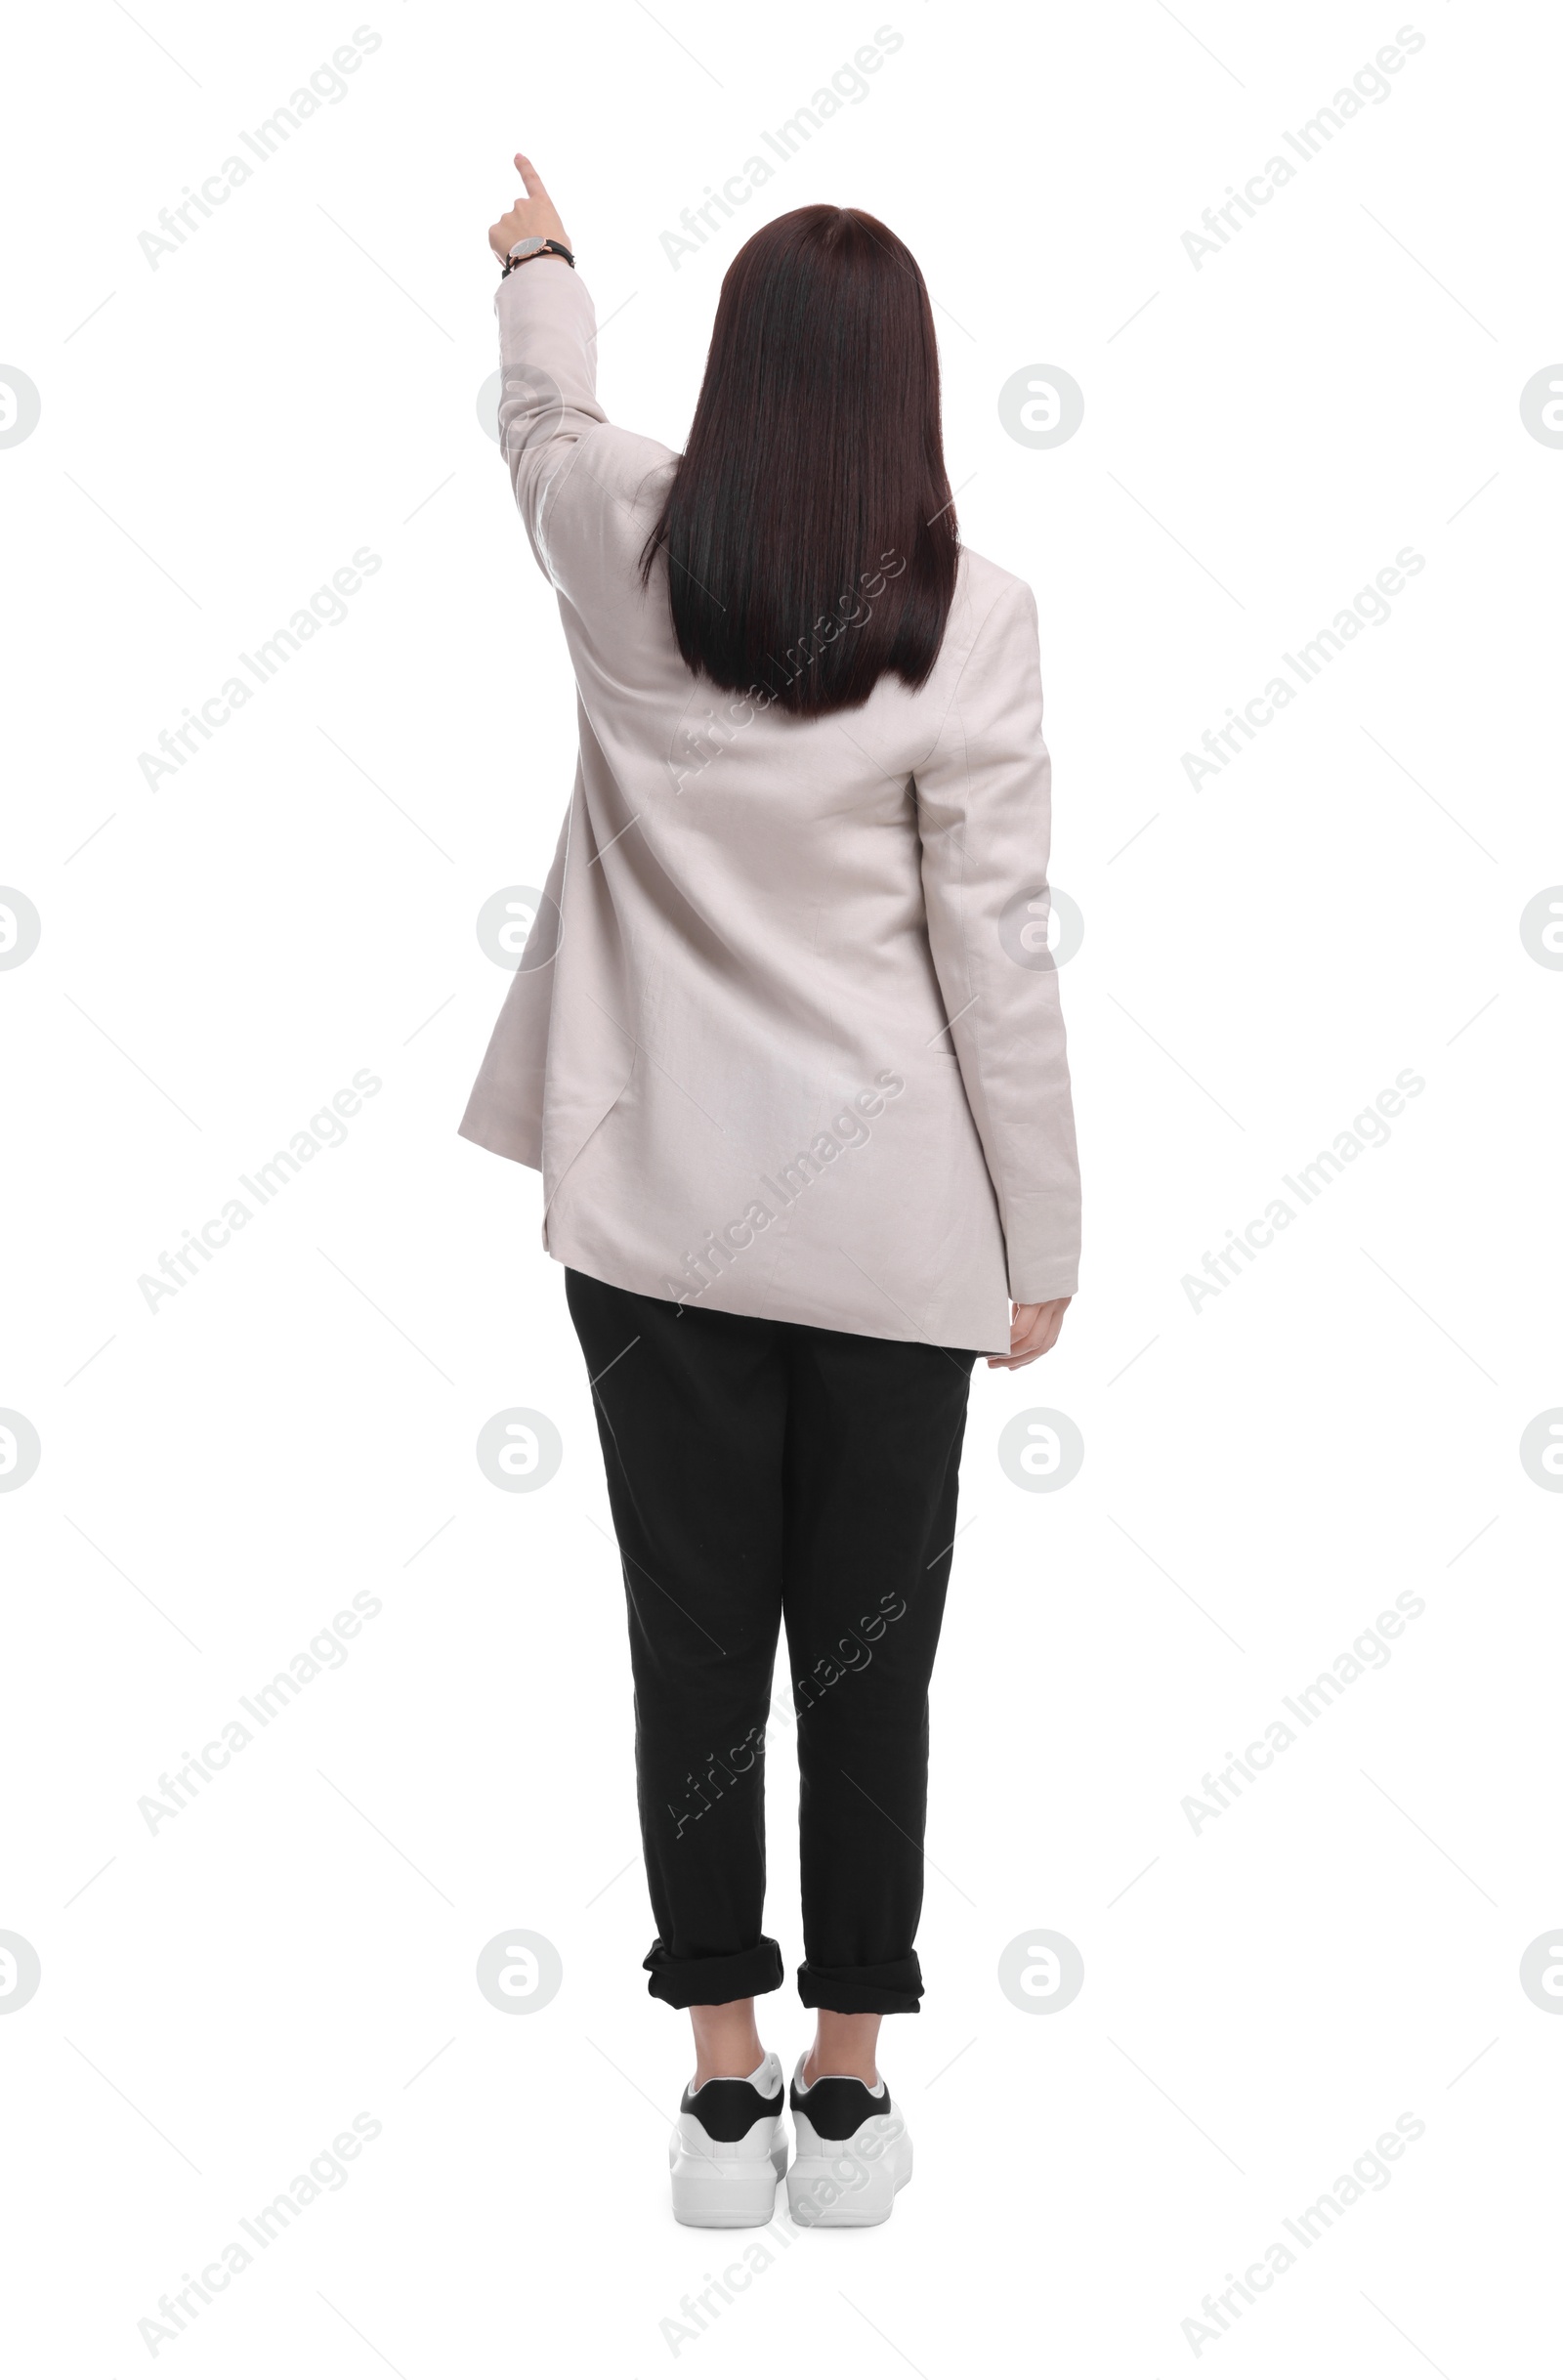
[
  {"xmin": 493, "ymin": 261, "xmax": 608, "ymax": 581},
  {"xmin": 910, "ymin": 576, "xmax": 1081, "ymax": 1303}
]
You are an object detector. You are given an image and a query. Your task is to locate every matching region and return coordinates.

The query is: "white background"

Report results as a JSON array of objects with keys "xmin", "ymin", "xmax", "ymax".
[{"xmin": 4, "ymin": 0, "xmax": 1560, "ymax": 2370}]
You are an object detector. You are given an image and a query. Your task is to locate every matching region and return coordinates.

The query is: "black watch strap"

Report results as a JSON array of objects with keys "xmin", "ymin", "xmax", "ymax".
[{"xmin": 502, "ymin": 239, "xmax": 575, "ymax": 276}]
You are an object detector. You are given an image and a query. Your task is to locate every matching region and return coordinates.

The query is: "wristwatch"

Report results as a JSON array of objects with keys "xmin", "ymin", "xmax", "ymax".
[{"xmin": 503, "ymin": 236, "xmax": 575, "ymax": 276}]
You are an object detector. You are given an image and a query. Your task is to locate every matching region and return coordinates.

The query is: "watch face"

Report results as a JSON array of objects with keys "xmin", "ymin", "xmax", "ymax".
[{"xmin": 509, "ymin": 237, "xmax": 545, "ymax": 260}]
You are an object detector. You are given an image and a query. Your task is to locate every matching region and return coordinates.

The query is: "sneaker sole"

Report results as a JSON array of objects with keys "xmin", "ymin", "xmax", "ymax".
[
  {"xmin": 669, "ymin": 2133, "xmax": 787, "ymax": 2228},
  {"xmin": 786, "ymin": 2125, "xmax": 913, "ymax": 2228}
]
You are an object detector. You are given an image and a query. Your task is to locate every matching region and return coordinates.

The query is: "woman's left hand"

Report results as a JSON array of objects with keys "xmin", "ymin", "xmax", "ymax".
[{"xmin": 488, "ymin": 152, "xmax": 572, "ymax": 264}]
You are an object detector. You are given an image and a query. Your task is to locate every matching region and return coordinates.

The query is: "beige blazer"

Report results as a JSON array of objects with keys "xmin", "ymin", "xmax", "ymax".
[{"xmin": 459, "ymin": 260, "xmax": 1080, "ymax": 1355}]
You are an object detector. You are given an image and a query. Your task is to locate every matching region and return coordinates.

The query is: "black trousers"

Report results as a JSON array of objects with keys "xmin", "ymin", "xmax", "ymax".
[{"xmin": 565, "ymin": 1268, "xmax": 976, "ymax": 2016}]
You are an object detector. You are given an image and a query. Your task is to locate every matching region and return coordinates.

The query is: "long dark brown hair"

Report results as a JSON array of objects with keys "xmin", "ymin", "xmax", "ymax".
[{"xmin": 639, "ymin": 205, "xmax": 958, "ymax": 719}]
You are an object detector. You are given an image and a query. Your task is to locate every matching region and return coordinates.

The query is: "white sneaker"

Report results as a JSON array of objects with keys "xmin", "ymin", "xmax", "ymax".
[
  {"xmin": 786, "ymin": 2055, "xmax": 912, "ymax": 2228},
  {"xmin": 669, "ymin": 2051, "xmax": 787, "ymax": 2228}
]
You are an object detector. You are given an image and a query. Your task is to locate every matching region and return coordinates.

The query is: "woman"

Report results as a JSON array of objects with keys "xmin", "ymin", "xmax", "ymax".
[{"xmin": 463, "ymin": 157, "xmax": 1080, "ymax": 2229}]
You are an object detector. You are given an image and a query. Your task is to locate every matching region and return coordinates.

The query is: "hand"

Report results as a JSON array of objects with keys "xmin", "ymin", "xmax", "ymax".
[
  {"xmin": 488, "ymin": 152, "xmax": 572, "ymax": 265},
  {"xmin": 986, "ymin": 1296, "xmax": 1071, "ymax": 1371}
]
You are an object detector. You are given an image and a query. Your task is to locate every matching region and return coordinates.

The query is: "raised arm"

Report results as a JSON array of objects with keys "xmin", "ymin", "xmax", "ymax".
[
  {"xmin": 486, "ymin": 154, "xmax": 607, "ymax": 574},
  {"xmin": 911, "ymin": 575, "xmax": 1081, "ymax": 1332}
]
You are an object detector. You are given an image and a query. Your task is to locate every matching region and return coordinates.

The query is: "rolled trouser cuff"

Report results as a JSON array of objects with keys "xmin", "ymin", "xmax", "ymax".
[
  {"xmin": 796, "ymin": 1956, "xmax": 923, "ymax": 2015},
  {"xmin": 643, "ymin": 1934, "xmax": 785, "ymax": 2008}
]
